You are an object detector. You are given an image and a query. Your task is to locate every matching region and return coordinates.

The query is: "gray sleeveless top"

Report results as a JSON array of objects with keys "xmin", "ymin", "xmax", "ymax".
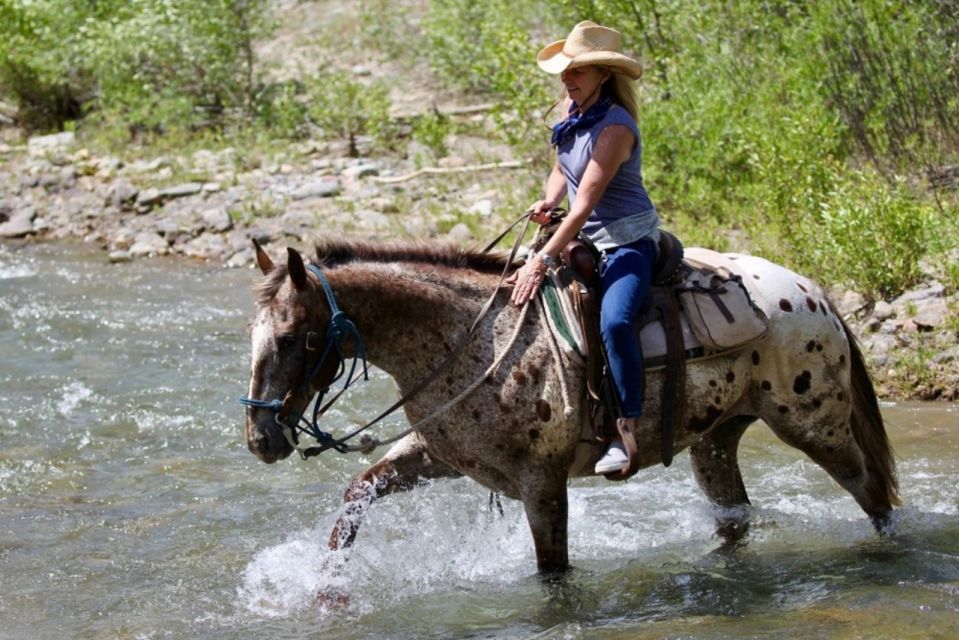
[{"xmin": 556, "ymin": 104, "xmax": 659, "ymax": 251}]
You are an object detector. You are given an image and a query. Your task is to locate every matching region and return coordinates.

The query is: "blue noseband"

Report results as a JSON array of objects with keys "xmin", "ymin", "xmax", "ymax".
[{"xmin": 240, "ymin": 264, "xmax": 368, "ymax": 457}]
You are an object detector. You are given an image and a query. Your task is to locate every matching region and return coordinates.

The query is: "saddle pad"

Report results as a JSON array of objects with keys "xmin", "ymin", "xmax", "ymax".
[
  {"xmin": 539, "ymin": 273, "xmax": 702, "ymax": 366},
  {"xmin": 539, "ymin": 273, "xmax": 586, "ymax": 359},
  {"xmin": 678, "ymin": 248, "xmax": 769, "ymax": 350}
]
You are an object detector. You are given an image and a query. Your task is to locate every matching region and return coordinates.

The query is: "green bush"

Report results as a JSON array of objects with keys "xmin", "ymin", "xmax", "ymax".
[
  {"xmin": 304, "ymin": 70, "xmax": 395, "ymax": 156},
  {"xmin": 0, "ymin": 0, "xmax": 274, "ymax": 134},
  {"xmin": 0, "ymin": 1, "xmax": 95, "ymax": 130}
]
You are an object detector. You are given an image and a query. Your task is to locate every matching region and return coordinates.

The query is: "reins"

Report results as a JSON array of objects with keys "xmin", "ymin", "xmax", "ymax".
[{"xmin": 242, "ymin": 209, "xmax": 554, "ymax": 459}]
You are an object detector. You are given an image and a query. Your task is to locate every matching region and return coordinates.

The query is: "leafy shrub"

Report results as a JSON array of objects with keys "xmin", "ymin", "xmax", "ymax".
[
  {"xmin": 0, "ymin": 1, "xmax": 95, "ymax": 130},
  {"xmin": 0, "ymin": 0, "xmax": 275, "ymax": 134},
  {"xmin": 303, "ymin": 70, "xmax": 394, "ymax": 156}
]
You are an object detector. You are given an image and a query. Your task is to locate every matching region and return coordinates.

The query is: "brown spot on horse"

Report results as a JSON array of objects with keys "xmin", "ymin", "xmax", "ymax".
[{"xmin": 535, "ymin": 399, "xmax": 551, "ymax": 422}]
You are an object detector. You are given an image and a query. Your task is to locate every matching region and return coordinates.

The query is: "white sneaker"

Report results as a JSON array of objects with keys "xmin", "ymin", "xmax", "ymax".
[{"xmin": 594, "ymin": 441, "xmax": 628, "ymax": 474}]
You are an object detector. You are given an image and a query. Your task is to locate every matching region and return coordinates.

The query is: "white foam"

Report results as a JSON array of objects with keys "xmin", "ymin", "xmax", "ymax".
[
  {"xmin": 56, "ymin": 381, "xmax": 94, "ymax": 416},
  {"xmin": 0, "ymin": 264, "xmax": 35, "ymax": 280}
]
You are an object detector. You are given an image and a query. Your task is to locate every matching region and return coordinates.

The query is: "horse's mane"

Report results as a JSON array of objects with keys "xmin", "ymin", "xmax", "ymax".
[
  {"xmin": 254, "ymin": 239, "xmax": 513, "ymax": 304},
  {"xmin": 312, "ymin": 239, "xmax": 512, "ymax": 273}
]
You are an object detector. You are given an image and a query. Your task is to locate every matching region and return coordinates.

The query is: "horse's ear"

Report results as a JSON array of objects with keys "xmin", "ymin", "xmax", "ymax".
[
  {"xmin": 252, "ymin": 239, "xmax": 275, "ymax": 275},
  {"xmin": 287, "ymin": 247, "xmax": 308, "ymax": 290}
]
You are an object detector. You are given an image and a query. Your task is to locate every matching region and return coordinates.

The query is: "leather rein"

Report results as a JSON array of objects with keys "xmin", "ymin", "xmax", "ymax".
[{"xmin": 239, "ymin": 210, "xmax": 544, "ymax": 459}]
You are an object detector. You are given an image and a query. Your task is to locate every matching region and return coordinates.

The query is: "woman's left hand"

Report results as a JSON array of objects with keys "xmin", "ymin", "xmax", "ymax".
[{"xmin": 508, "ymin": 254, "xmax": 548, "ymax": 308}]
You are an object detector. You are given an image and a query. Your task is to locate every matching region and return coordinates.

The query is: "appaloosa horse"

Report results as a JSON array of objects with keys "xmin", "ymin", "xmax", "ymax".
[{"xmin": 243, "ymin": 239, "xmax": 898, "ymax": 573}]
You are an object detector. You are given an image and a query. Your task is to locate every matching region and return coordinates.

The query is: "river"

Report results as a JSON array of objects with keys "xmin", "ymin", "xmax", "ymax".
[{"xmin": 1, "ymin": 241, "xmax": 956, "ymax": 639}]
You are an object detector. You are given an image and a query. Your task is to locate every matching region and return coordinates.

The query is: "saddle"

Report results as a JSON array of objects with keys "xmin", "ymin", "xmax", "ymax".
[{"xmin": 543, "ymin": 232, "xmax": 768, "ymax": 481}]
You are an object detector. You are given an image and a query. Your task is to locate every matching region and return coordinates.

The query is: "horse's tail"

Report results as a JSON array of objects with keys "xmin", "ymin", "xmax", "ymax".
[{"xmin": 838, "ymin": 310, "xmax": 901, "ymax": 507}]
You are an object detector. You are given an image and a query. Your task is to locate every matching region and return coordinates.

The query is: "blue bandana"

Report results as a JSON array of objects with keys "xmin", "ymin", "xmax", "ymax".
[{"xmin": 550, "ymin": 98, "xmax": 613, "ymax": 147}]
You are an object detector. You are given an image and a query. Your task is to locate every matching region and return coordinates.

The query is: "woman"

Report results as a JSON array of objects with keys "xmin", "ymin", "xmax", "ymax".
[{"xmin": 510, "ymin": 21, "xmax": 660, "ymax": 478}]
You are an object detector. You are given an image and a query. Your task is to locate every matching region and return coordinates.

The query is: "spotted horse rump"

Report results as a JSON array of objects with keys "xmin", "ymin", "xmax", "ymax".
[{"xmin": 242, "ymin": 238, "xmax": 899, "ymax": 578}]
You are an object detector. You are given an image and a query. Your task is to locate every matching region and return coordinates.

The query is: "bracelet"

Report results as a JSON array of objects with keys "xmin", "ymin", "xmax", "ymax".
[{"xmin": 537, "ymin": 253, "xmax": 557, "ymax": 271}]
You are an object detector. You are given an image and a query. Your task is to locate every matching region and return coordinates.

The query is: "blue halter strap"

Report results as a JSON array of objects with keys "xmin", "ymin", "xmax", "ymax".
[{"xmin": 240, "ymin": 264, "xmax": 368, "ymax": 457}]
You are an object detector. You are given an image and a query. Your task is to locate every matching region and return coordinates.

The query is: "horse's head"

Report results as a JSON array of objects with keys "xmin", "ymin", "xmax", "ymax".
[{"xmin": 244, "ymin": 241, "xmax": 342, "ymax": 463}]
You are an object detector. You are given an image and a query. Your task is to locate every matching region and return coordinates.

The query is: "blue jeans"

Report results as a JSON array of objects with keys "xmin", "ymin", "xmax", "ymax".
[{"xmin": 599, "ymin": 237, "xmax": 657, "ymax": 418}]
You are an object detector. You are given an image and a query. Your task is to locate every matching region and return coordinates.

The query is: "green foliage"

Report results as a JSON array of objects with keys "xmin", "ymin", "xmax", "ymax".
[
  {"xmin": 420, "ymin": 0, "xmax": 557, "ymax": 151},
  {"xmin": 0, "ymin": 0, "xmax": 95, "ymax": 130},
  {"xmin": 810, "ymin": 0, "xmax": 959, "ymax": 173},
  {"xmin": 0, "ymin": 0, "xmax": 274, "ymax": 133},
  {"xmin": 757, "ymin": 170, "xmax": 940, "ymax": 298},
  {"xmin": 411, "ymin": 110, "xmax": 451, "ymax": 159},
  {"xmin": 303, "ymin": 70, "xmax": 394, "ymax": 156}
]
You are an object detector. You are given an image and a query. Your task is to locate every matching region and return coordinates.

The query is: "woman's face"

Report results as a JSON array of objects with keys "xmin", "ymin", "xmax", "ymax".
[{"xmin": 560, "ymin": 65, "xmax": 607, "ymax": 106}]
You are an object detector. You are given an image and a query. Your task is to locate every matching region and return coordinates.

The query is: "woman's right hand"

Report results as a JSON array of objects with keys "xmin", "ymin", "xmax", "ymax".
[{"xmin": 528, "ymin": 200, "xmax": 555, "ymax": 225}]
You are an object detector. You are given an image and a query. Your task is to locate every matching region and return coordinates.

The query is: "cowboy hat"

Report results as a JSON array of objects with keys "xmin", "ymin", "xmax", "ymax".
[{"xmin": 537, "ymin": 21, "xmax": 643, "ymax": 80}]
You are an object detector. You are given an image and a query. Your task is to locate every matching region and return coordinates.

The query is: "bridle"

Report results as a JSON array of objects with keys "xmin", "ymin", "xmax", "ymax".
[
  {"xmin": 240, "ymin": 264, "xmax": 369, "ymax": 458},
  {"xmin": 239, "ymin": 209, "xmax": 559, "ymax": 460}
]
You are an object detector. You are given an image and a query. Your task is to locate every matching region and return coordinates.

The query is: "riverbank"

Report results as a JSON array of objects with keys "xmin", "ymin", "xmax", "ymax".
[{"xmin": 0, "ymin": 130, "xmax": 956, "ymax": 401}]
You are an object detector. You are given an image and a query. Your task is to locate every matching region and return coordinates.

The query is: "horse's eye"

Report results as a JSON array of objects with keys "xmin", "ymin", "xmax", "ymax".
[{"xmin": 276, "ymin": 335, "xmax": 297, "ymax": 351}]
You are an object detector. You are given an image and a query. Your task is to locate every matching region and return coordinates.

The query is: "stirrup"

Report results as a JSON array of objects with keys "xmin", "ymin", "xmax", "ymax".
[
  {"xmin": 594, "ymin": 441, "xmax": 628, "ymax": 474},
  {"xmin": 602, "ymin": 418, "xmax": 640, "ymax": 481}
]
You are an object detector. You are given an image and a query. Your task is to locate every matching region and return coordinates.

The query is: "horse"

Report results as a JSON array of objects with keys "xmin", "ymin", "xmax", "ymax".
[{"xmin": 242, "ymin": 238, "xmax": 899, "ymax": 574}]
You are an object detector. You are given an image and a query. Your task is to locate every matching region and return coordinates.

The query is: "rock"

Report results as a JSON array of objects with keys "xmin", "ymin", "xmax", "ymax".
[
  {"xmin": 280, "ymin": 209, "xmax": 320, "ymax": 228},
  {"xmin": 109, "ymin": 228, "xmax": 136, "ymax": 251},
  {"xmin": 356, "ymin": 210, "xmax": 390, "ymax": 230},
  {"xmin": 202, "ymin": 182, "xmax": 221, "ymax": 194},
  {"xmin": 468, "ymin": 199, "xmax": 494, "ymax": 217},
  {"xmin": 159, "ymin": 182, "xmax": 203, "ymax": 199},
  {"xmin": 342, "ymin": 162, "xmax": 379, "ymax": 180},
  {"xmin": 129, "ymin": 231, "xmax": 169, "ymax": 257},
  {"xmin": 932, "ymin": 346, "xmax": 959, "ymax": 365},
  {"xmin": 891, "ymin": 284, "xmax": 945, "ymax": 309},
  {"xmin": 225, "ymin": 248, "xmax": 253, "ymax": 269},
  {"xmin": 181, "ymin": 232, "xmax": 228, "ymax": 260},
  {"xmin": 201, "ymin": 207, "xmax": 233, "ymax": 232},
  {"xmin": 27, "ymin": 131, "xmax": 75, "ymax": 157},
  {"xmin": 911, "ymin": 298, "xmax": 949, "ymax": 330},
  {"xmin": 106, "ymin": 180, "xmax": 140, "ymax": 208},
  {"xmin": 136, "ymin": 188, "xmax": 163, "ymax": 208},
  {"xmin": 447, "ymin": 222, "xmax": 473, "ymax": 242},
  {"xmin": 862, "ymin": 333, "xmax": 899, "ymax": 360},
  {"xmin": 246, "ymin": 227, "xmax": 273, "ymax": 245},
  {"xmin": 58, "ymin": 166, "xmax": 77, "ymax": 188},
  {"xmin": 108, "ymin": 250, "xmax": 133, "ymax": 264},
  {"xmin": 291, "ymin": 178, "xmax": 341, "ymax": 200},
  {"xmin": 834, "ymin": 290, "xmax": 866, "ymax": 318},
  {"xmin": 368, "ymin": 196, "xmax": 399, "ymax": 214},
  {"xmin": 312, "ymin": 158, "xmax": 334, "ymax": 172},
  {"xmin": 0, "ymin": 208, "xmax": 36, "ymax": 237},
  {"xmin": 872, "ymin": 300, "xmax": 894, "ymax": 321}
]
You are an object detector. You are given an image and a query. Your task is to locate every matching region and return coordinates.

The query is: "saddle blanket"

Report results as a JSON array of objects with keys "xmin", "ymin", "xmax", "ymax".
[{"xmin": 539, "ymin": 247, "xmax": 768, "ymax": 369}]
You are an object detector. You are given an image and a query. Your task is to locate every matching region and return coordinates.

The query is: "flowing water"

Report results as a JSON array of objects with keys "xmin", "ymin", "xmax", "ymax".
[{"xmin": 1, "ymin": 241, "xmax": 957, "ymax": 640}]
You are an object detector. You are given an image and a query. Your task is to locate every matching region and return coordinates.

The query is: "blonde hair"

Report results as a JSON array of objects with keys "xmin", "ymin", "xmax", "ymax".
[{"xmin": 606, "ymin": 70, "xmax": 639, "ymax": 122}]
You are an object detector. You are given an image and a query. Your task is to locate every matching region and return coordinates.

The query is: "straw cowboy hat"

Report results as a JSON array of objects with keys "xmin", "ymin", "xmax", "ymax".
[{"xmin": 537, "ymin": 21, "xmax": 643, "ymax": 80}]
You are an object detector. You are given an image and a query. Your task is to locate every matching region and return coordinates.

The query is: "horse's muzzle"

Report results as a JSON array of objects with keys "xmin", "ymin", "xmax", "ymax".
[{"xmin": 246, "ymin": 414, "xmax": 294, "ymax": 463}]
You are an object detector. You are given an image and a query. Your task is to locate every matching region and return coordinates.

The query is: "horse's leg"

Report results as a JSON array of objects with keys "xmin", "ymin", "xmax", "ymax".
[
  {"xmin": 766, "ymin": 410, "xmax": 895, "ymax": 532},
  {"xmin": 689, "ymin": 415, "xmax": 757, "ymax": 542},
  {"xmin": 520, "ymin": 477, "xmax": 570, "ymax": 575},
  {"xmin": 328, "ymin": 432, "xmax": 460, "ymax": 551}
]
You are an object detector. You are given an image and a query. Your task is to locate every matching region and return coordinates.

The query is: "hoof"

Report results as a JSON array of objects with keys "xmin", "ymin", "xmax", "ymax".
[{"xmin": 315, "ymin": 590, "xmax": 350, "ymax": 609}]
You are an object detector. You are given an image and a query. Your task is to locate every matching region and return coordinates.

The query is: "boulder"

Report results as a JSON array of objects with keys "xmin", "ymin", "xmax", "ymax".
[
  {"xmin": 201, "ymin": 207, "xmax": 233, "ymax": 233},
  {"xmin": 159, "ymin": 182, "xmax": 203, "ymax": 199},
  {"xmin": 291, "ymin": 178, "xmax": 341, "ymax": 200},
  {"xmin": 106, "ymin": 180, "xmax": 140, "ymax": 208},
  {"xmin": 0, "ymin": 208, "xmax": 36, "ymax": 238},
  {"xmin": 129, "ymin": 231, "xmax": 169, "ymax": 257},
  {"xmin": 447, "ymin": 222, "xmax": 473, "ymax": 242},
  {"xmin": 911, "ymin": 298, "xmax": 950, "ymax": 330},
  {"xmin": 27, "ymin": 131, "xmax": 75, "ymax": 157},
  {"xmin": 342, "ymin": 162, "xmax": 379, "ymax": 180}
]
